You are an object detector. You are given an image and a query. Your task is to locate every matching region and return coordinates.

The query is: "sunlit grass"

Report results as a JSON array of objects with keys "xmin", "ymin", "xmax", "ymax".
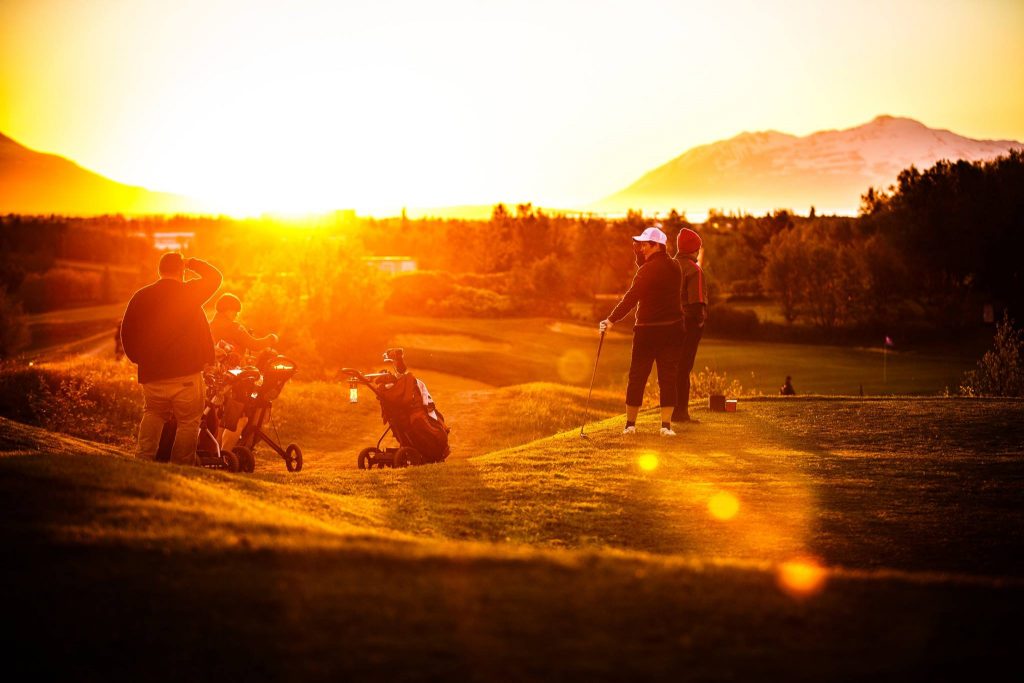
[{"xmin": 4, "ymin": 392, "xmax": 1024, "ymax": 679}]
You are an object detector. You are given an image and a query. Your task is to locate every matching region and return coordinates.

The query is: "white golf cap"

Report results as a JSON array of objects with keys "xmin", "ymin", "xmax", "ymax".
[{"xmin": 632, "ymin": 225, "xmax": 668, "ymax": 245}]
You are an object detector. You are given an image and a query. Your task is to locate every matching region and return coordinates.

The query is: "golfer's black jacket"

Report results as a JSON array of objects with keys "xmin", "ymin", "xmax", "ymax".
[
  {"xmin": 608, "ymin": 251, "xmax": 683, "ymax": 327},
  {"xmin": 120, "ymin": 259, "xmax": 221, "ymax": 384}
]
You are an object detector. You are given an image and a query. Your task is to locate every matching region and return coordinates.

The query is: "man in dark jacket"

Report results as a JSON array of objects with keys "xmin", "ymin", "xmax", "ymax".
[
  {"xmin": 120, "ymin": 252, "xmax": 222, "ymax": 464},
  {"xmin": 600, "ymin": 225, "xmax": 683, "ymax": 436}
]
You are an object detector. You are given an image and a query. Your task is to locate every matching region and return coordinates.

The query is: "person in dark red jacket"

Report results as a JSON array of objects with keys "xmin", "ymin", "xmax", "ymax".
[
  {"xmin": 673, "ymin": 227, "xmax": 708, "ymax": 423},
  {"xmin": 120, "ymin": 252, "xmax": 222, "ymax": 465},
  {"xmin": 600, "ymin": 225, "xmax": 683, "ymax": 436}
]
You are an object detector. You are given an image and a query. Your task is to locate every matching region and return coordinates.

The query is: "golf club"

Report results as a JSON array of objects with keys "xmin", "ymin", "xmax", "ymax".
[{"xmin": 579, "ymin": 327, "xmax": 606, "ymax": 438}]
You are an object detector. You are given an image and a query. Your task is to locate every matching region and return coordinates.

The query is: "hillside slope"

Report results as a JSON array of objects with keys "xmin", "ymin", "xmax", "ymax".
[
  {"xmin": 3, "ymin": 397, "xmax": 1023, "ymax": 680},
  {"xmin": 0, "ymin": 132, "xmax": 203, "ymax": 215}
]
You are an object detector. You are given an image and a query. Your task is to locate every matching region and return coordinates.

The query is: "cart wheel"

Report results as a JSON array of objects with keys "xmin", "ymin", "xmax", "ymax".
[
  {"xmin": 395, "ymin": 447, "xmax": 422, "ymax": 468},
  {"xmin": 284, "ymin": 443, "xmax": 303, "ymax": 472},
  {"xmin": 233, "ymin": 446, "xmax": 255, "ymax": 473},
  {"xmin": 358, "ymin": 447, "xmax": 380, "ymax": 470},
  {"xmin": 223, "ymin": 450, "xmax": 240, "ymax": 473}
]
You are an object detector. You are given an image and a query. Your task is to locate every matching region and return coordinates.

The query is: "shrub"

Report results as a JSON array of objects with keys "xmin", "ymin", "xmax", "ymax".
[
  {"xmin": 644, "ymin": 366, "xmax": 748, "ymax": 405},
  {"xmin": 0, "ymin": 359, "xmax": 141, "ymax": 446},
  {"xmin": 959, "ymin": 313, "xmax": 1024, "ymax": 397},
  {"xmin": 17, "ymin": 268, "xmax": 103, "ymax": 312},
  {"xmin": 385, "ymin": 271, "xmax": 454, "ymax": 314},
  {"xmin": 727, "ymin": 279, "xmax": 763, "ymax": 299},
  {"xmin": 433, "ymin": 285, "xmax": 513, "ymax": 317},
  {"xmin": 385, "ymin": 271, "xmax": 513, "ymax": 317}
]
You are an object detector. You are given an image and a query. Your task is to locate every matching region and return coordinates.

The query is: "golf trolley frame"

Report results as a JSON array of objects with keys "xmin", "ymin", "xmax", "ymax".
[
  {"xmin": 214, "ymin": 354, "xmax": 303, "ymax": 473},
  {"xmin": 343, "ymin": 368, "xmax": 434, "ymax": 469},
  {"xmin": 229, "ymin": 391, "xmax": 303, "ymax": 473}
]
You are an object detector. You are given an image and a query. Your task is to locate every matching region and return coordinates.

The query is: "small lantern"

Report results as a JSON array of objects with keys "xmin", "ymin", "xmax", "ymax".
[{"xmin": 349, "ymin": 382, "xmax": 358, "ymax": 403}]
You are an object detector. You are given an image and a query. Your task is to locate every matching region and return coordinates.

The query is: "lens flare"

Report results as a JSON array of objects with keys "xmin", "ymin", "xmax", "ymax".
[
  {"xmin": 556, "ymin": 349, "xmax": 590, "ymax": 383},
  {"xmin": 708, "ymin": 492, "xmax": 739, "ymax": 520},
  {"xmin": 637, "ymin": 453, "xmax": 659, "ymax": 471},
  {"xmin": 777, "ymin": 557, "xmax": 827, "ymax": 597}
]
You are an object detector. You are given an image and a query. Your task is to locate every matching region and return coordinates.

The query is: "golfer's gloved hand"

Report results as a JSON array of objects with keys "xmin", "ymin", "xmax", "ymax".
[{"xmin": 599, "ymin": 319, "xmax": 612, "ymax": 333}]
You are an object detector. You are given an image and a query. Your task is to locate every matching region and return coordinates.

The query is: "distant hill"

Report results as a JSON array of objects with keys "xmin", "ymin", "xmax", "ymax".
[
  {"xmin": 0, "ymin": 132, "xmax": 205, "ymax": 215},
  {"xmin": 599, "ymin": 115, "xmax": 1024, "ymax": 215}
]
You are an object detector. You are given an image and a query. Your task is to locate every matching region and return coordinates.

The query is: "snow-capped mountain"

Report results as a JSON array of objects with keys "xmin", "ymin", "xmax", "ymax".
[{"xmin": 600, "ymin": 116, "xmax": 1023, "ymax": 215}]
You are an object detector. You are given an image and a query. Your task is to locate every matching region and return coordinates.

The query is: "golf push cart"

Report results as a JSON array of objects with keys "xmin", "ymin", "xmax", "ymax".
[
  {"xmin": 343, "ymin": 348, "xmax": 450, "ymax": 469},
  {"xmin": 157, "ymin": 346, "xmax": 303, "ymax": 473}
]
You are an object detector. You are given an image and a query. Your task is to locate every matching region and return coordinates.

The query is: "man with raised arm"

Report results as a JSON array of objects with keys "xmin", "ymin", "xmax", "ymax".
[{"xmin": 120, "ymin": 252, "xmax": 222, "ymax": 465}]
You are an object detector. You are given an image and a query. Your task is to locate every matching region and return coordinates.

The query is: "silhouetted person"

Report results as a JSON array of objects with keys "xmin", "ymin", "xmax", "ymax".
[
  {"xmin": 600, "ymin": 225, "xmax": 683, "ymax": 436},
  {"xmin": 210, "ymin": 292, "xmax": 279, "ymax": 452},
  {"xmin": 209, "ymin": 293, "xmax": 279, "ymax": 359},
  {"xmin": 673, "ymin": 228, "xmax": 707, "ymax": 423},
  {"xmin": 781, "ymin": 376, "xmax": 796, "ymax": 396},
  {"xmin": 120, "ymin": 252, "xmax": 222, "ymax": 465}
]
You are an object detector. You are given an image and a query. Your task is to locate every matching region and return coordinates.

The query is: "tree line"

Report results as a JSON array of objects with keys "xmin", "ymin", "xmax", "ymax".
[{"xmin": 1, "ymin": 151, "xmax": 1021, "ymax": 362}]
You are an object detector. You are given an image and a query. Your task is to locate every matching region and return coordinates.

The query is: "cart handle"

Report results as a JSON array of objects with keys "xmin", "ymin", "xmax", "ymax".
[{"xmin": 341, "ymin": 368, "xmax": 395, "ymax": 398}]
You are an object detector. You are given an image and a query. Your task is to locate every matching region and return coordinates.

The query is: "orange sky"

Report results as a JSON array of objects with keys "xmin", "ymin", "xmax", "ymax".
[{"xmin": 1, "ymin": 0, "xmax": 1022, "ymax": 215}]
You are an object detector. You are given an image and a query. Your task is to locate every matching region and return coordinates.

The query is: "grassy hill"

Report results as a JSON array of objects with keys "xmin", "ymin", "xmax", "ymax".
[{"xmin": 3, "ymin": 393, "xmax": 1023, "ymax": 681}]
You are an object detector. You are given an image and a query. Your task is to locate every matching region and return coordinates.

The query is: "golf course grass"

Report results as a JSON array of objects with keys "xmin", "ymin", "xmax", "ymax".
[{"xmin": 3, "ymin": 390, "xmax": 1022, "ymax": 681}]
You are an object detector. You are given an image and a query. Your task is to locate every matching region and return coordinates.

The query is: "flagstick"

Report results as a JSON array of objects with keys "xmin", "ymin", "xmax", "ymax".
[{"xmin": 883, "ymin": 344, "xmax": 887, "ymax": 384}]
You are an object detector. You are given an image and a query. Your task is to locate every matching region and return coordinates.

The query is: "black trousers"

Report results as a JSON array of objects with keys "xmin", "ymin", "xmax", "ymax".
[
  {"xmin": 625, "ymin": 322, "xmax": 684, "ymax": 407},
  {"xmin": 674, "ymin": 320, "xmax": 704, "ymax": 418}
]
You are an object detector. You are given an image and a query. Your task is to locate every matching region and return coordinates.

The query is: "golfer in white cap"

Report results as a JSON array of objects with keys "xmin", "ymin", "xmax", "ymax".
[{"xmin": 600, "ymin": 224, "xmax": 684, "ymax": 435}]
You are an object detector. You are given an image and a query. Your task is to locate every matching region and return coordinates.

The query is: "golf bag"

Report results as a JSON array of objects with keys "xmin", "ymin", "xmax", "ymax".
[{"xmin": 376, "ymin": 371, "xmax": 450, "ymax": 462}]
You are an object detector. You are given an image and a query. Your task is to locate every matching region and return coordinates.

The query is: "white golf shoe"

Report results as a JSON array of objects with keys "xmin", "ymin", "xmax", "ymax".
[
  {"xmin": 660, "ymin": 426, "xmax": 676, "ymax": 436},
  {"xmin": 622, "ymin": 425, "xmax": 637, "ymax": 435}
]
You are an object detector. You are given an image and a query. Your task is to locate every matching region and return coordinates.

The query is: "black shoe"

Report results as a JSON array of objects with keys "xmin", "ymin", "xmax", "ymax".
[{"xmin": 674, "ymin": 414, "xmax": 700, "ymax": 424}]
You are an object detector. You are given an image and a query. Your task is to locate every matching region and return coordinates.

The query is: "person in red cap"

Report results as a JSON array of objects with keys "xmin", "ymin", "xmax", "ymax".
[
  {"xmin": 673, "ymin": 227, "xmax": 708, "ymax": 423},
  {"xmin": 600, "ymin": 224, "xmax": 684, "ymax": 436}
]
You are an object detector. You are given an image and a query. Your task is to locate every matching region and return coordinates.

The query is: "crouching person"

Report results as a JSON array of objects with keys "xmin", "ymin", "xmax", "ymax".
[{"xmin": 120, "ymin": 252, "xmax": 222, "ymax": 465}]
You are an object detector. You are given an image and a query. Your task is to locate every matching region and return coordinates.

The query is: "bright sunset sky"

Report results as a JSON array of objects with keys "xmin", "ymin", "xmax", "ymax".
[{"xmin": 1, "ymin": 0, "xmax": 1022, "ymax": 215}]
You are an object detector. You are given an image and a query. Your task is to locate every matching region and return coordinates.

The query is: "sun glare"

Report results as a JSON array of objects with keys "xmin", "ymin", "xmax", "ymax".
[
  {"xmin": 637, "ymin": 453, "xmax": 659, "ymax": 472},
  {"xmin": 707, "ymin": 492, "xmax": 740, "ymax": 521},
  {"xmin": 777, "ymin": 558, "xmax": 827, "ymax": 598}
]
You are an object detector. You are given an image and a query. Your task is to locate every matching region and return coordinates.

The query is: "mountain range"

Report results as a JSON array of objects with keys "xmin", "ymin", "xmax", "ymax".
[
  {"xmin": 0, "ymin": 133, "xmax": 202, "ymax": 215},
  {"xmin": 599, "ymin": 115, "xmax": 1023, "ymax": 215},
  {"xmin": 1, "ymin": 116, "xmax": 1022, "ymax": 217}
]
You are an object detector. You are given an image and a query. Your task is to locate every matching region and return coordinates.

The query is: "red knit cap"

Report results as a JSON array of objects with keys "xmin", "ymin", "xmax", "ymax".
[{"xmin": 677, "ymin": 228, "xmax": 702, "ymax": 254}]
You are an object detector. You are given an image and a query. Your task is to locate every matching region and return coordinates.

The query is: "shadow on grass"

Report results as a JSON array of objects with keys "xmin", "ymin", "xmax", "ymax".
[
  {"xmin": 741, "ymin": 397, "xmax": 1024, "ymax": 576},
  {"xmin": 3, "ymin": 542, "xmax": 1022, "ymax": 682}
]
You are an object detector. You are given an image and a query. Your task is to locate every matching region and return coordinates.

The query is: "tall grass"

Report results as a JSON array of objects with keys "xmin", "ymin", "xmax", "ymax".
[
  {"xmin": 643, "ymin": 366, "xmax": 751, "ymax": 406},
  {"xmin": 0, "ymin": 358, "xmax": 141, "ymax": 447}
]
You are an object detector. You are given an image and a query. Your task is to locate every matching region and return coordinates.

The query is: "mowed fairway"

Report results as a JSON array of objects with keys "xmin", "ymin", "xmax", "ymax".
[
  {"xmin": 2, "ymin": 392, "xmax": 1023, "ymax": 681},
  {"xmin": 388, "ymin": 316, "xmax": 980, "ymax": 396}
]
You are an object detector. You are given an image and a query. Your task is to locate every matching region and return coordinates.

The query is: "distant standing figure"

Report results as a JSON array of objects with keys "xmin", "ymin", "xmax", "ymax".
[
  {"xmin": 120, "ymin": 252, "xmax": 222, "ymax": 465},
  {"xmin": 600, "ymin": 224, "xmax": 683, "ymax": 436},
  {"xmin": 673, "ymin": 228, "xmax": 708, "ymax": 423},
  {"xmin": 781, "ymin": 376, "xmax": 796, "ymax": 396}
]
